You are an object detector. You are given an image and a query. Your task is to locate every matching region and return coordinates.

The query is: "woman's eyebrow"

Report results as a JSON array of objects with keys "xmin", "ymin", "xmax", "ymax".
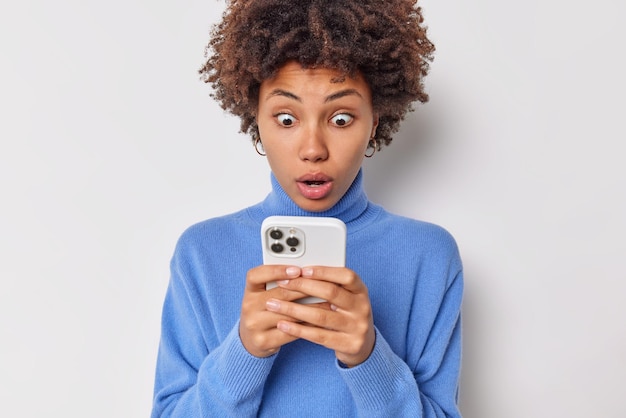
[
  {"xmin": 324, "ymin": 89, "xmax": 363, "ymax": 103},
  {"xmin": 266, "ymin": 89, "xmax": 301, "ymax": 102}
]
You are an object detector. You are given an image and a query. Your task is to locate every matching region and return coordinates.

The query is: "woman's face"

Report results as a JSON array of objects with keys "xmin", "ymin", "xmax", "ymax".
[{"xmin": 257, "ymin": 61, "xmax": 378, "ymax": 212}]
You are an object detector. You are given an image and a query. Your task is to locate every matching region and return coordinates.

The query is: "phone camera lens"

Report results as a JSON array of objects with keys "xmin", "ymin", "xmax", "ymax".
[
  {"xmin": 271, "ymin": 243, "xmax": 284, "ymax": 253},
  {"xmin": 270, "ymin": 229, "xmax": 283, "ymax": 239},
  {"xmin": 286, "ymin": 237, "xmax": 299, "ymax": 247}
]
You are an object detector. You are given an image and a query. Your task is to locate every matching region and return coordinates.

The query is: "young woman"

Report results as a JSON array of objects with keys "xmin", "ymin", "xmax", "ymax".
[{"xmin": 151, "ymin": 1, "xmax": 463, "ymax": 417}]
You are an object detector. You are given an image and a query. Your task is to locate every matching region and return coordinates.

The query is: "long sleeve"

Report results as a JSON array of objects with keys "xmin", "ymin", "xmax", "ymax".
[
  {"xmin": 340, "ymin": 270, "xmax": 463, "ymax": 417},
  {"xmin": 151, "ymin": 223, "xmax": 275, "ymax": 418},
  {"xmin": 339, "ymin": 215, "xmax": 464, "ymax": 417}
]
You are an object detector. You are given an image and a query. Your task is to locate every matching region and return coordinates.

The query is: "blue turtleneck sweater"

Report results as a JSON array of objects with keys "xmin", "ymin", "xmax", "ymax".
[{"xmin": 152, "ymin": 170, "xmax": 463, "ymax": 417}]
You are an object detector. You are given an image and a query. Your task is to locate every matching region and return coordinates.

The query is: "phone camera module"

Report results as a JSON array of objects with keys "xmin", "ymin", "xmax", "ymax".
[{"xmin": 264, "ymin": 224, "xmax": 305, "ymax": 258}]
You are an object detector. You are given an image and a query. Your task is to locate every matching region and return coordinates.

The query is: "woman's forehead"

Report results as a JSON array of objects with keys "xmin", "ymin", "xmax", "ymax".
[{"xmin": 259, "ymin": 62, "xmax": 371, "ymax": 102}]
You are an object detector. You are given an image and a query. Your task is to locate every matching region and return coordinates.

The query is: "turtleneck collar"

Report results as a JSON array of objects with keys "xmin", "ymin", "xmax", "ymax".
[{"xmin": 249, "ymin": 168, "xmax": 381, "ymax": 231}]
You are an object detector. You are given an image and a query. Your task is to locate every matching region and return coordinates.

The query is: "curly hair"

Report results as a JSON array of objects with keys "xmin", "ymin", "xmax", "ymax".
[{"xmin": 199, "ymin": 0, "xmax": 434, "ymax": 148}]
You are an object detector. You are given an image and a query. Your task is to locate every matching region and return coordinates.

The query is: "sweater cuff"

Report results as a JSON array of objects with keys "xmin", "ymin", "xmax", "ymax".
[
  {"xmin": 337, "ymin": 328, "xmax": 411, "ymax": 411},
  {"xmin": 213, "ymin": 321, "xmax": 277, "ymax": 400}
]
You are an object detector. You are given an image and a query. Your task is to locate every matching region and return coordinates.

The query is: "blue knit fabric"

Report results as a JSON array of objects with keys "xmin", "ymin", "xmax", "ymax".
[{"xmin": 152, "ymin": 170, "xmax": 463, "ymax": 417}]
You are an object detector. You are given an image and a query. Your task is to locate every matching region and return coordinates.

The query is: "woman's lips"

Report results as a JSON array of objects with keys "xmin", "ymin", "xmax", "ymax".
[{"xmin": 296, "ymin": 174, "xmax": 333, "ymax": 200}]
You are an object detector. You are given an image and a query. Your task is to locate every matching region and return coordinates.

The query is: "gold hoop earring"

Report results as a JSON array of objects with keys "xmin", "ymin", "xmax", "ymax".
[
  {"xmin": 365, "ymin": 138, "xmax": 377, "ymax": 158},
  {"xmin": 254, "ymin": 137, "xmax": 266, "ymax": 156}
]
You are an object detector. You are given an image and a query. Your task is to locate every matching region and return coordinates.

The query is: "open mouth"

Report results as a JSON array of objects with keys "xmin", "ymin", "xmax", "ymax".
[
  {"xmin": 297, "ymin": 175, "xmax": 333, "ymax": 200},
  {"xmin": 304, "ymin": 180, "xmax": 326, "ymax": 186}
]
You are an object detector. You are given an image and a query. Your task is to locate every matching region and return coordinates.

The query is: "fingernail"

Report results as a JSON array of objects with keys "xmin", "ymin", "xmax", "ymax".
[
  {"xmin": 266, "ymin": 299, "xmax": 280, "ymax": 311},
  {"xmin": 302, "ymin": 267, "xmax": 313, "ymax": 277},
  {"xmin": 286, "ymin": 266, "xmax": 300, "ymax": 277},
  {"xmin": 277, "ymin": 280, "xmax": 290, "ymax": 286},
  {"xmin": 277, "ymin": 322, "xmax": 291, "ymax": 332}
]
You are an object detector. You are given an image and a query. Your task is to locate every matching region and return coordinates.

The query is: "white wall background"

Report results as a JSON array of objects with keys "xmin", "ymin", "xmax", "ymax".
[{"xmin": 1, "ymin": 1, "xmax": 624, "ymax": 417}]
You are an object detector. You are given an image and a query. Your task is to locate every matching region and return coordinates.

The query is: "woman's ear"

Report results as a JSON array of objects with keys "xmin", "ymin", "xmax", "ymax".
[{"xmin": 371, "ymin": 114, "xmax": 380, "ymax": 138}]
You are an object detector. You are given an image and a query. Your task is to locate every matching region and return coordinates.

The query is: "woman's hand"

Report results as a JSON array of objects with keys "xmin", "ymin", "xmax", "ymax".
[
  {"xmin": 264, "ymin": 266, "xmax": 376, "ymax": 367},
  {"xmin": 239, "ymin": 265, "xmax": 312, "ymax": 358}
]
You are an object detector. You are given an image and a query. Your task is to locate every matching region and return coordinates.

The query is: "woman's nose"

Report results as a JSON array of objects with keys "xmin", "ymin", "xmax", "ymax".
[{"xmin": 298, "ymin": 125, "xmax": 329, "ymax": 162}]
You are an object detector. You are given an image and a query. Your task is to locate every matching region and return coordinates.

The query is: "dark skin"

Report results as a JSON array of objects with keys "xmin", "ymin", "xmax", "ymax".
[{"xmin": 239, "ymin": 264, "xmax": 375, "ymax": 367}]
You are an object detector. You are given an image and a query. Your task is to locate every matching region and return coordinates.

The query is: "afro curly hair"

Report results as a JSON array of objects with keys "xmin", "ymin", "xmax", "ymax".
[{"xmin": 199, "ymin": 0, "xmax": 435, "ymax": 149}]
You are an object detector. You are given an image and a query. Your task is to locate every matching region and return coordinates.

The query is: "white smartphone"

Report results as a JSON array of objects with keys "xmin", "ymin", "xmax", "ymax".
[{"xmin": 261, "ymin": 216, "xmax": 347, "ymax": 304}]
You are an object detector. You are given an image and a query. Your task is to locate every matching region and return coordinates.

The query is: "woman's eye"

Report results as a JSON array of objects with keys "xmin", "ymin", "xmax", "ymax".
[
  {"xmin": 330, "ymin": 113, "xmax": 353, "ymax": 127},
  {"xmin": 276, "ymin": 113, "xmax": 296, "ymax": 127}
]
